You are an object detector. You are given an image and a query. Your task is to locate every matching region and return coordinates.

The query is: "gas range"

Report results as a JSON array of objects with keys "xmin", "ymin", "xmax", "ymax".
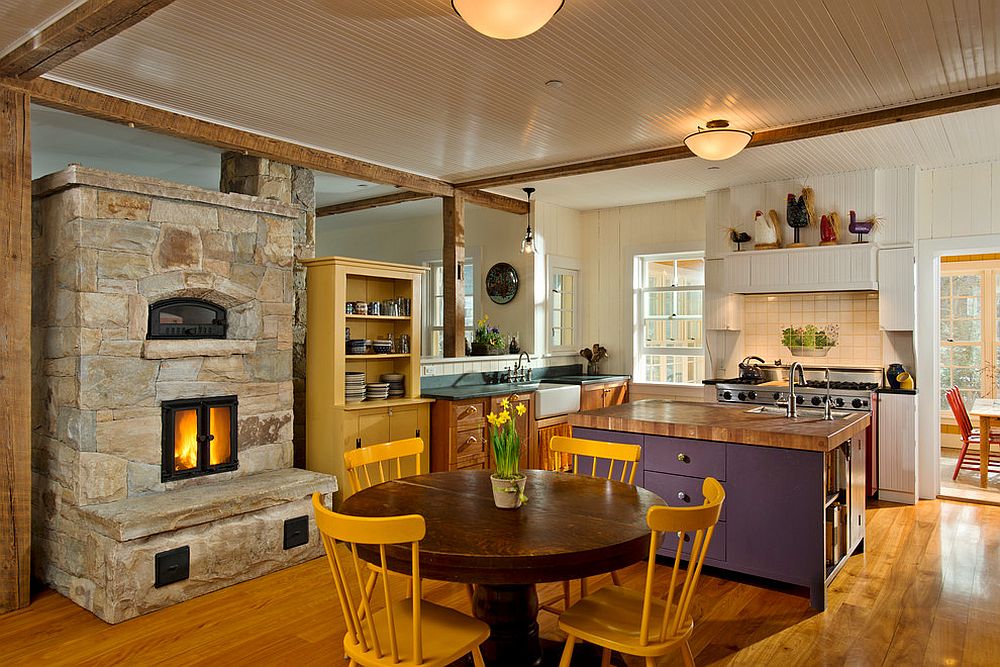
[{"xmin": 714, "ymin": 367, "xmax": 882, "ymax": 412}]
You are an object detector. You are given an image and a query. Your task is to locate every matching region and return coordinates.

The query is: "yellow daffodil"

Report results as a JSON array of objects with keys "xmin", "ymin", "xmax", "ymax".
[
  {"xmin": 497, "ymin": 410, "xmax": 510, "ymax": 425},
  {"xmin": 515, "ymin": 403, "xmax": 526, "ymax": 416},
  {"xmin": 500, "ymin": 397, "xmax": 511, "ymax": 410},
  {"xmin": 486, "ymin": 412, "xmax": 498, "ymax": 426}
]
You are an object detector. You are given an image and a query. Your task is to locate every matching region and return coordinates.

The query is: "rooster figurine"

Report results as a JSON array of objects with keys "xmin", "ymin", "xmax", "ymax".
[
  {"xmin": 728, "ymin": 227, "xmax": 751, "ymax": 251},
  {"xmin": 820, "ymin": 211, "xmax": 841, "ymax": 246},
  {"xmin": 754, "ymin": 209, "xmax": 782, "ymax": 249},
  {"xmin": 786, "ymin": 187, "xmax": 815, "ymax": 247}
]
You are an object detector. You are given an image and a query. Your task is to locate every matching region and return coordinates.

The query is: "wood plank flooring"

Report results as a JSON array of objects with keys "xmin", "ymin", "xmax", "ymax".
[{"xmin": 1, "ymin": 499, "xmax": 997, "ymax": 666}]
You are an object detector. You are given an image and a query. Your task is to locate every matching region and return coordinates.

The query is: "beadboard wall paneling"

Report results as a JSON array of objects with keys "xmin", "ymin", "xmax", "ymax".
[
  {"xmin": 877, "ymin": 392, "xmax": 918, "ymax": 501},
  {"xmin": 919, "ymin": 161, "xmax": 1000, "ymax": 240}
]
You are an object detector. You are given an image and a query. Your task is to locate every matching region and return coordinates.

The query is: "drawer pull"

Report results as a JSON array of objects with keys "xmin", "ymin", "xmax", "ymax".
[
  {"xmin": 677, "ymin": 492, "xmax": 689, "ymax": 502},
  {"xmin": 460, "ymin": 405, "xmax": 478, "ymax": 418},
  {"xmin": 677, "ymin": 453, "xmax": 690, "ymax": 463}
]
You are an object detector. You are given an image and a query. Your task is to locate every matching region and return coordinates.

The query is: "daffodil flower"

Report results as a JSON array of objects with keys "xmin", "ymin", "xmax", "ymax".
[
  {"xmin": 486, "ymin": 412, "xmax": 498, "ymax": 426},
  {"xmin": 500, "ymin": 397, "xmax": 511, "ymax": 410},
  {"xmin": 515, "ymin": 403, "xmax": 526, "ymax": 417}
]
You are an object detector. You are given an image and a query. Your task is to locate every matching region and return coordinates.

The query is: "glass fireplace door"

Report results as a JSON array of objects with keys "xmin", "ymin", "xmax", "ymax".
[{"xmin": 162, "ymin": 396, "xmax": 239, "ymax": 481}]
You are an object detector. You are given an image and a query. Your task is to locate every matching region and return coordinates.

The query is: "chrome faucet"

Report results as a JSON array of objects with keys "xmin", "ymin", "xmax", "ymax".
[
  {"xmin": 822, "ymin": 368, "xmax": 835, "ymax": 420},
  {"xmin": 513, "ymin": 351, "xmax": 532, "ymax": 382},
  {"xmin": 787, "ymin": 362, "xmax": 805, "ymax": 418}
]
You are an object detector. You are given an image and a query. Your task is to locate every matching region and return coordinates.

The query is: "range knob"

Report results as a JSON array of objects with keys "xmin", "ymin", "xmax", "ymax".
[
  {"xmin": 737, "ymin": 392, "xmax": 747, "ymax": 401},
  {"xmin": 773, "ymin": 392, "xmax": 781, "ymax": 401},
  {"xmin": 852, "ymin": 398, "xmax": 864, "ymax": 409},
  {"xmin": 796, "ymin": 395, "xmax": 804, "ymax": 405},
  {"xmin": 811, "ymin": 396, "xmax": 823, "ymax": 406},
  {"xmin": 722, "ymin": 391, "xmax": 732, "ymax": 400},
  {"xmin": 747, "ymin": 391, "xmax": 757, "ymax": 400},
  {"xmin": 835, "ymin": 397, "xmax": 845, "ymax": 407}
]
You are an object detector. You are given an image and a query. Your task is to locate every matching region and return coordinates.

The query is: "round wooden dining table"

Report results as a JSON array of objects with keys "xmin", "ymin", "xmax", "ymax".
[{"xmin": 339, "ymin": 468, "xmax": 665, "ymax": 666}]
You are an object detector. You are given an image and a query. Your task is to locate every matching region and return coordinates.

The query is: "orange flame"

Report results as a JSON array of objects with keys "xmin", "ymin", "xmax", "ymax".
[
  {"xmin": 209, "ymin": 407, "xmax": 231, "ymax": 466},
  {"xmin": 173, "ymin": 409, "xmax": 198, "ymax": 471}
]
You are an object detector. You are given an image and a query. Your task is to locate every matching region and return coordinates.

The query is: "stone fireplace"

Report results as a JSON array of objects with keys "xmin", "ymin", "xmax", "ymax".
[{"xmin": 31, "ymin": 166, "xmax": 336, "ymax": 623}]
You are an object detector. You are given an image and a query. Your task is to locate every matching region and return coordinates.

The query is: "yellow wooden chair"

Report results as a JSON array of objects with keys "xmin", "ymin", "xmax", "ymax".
[
  {"xmin": 312, "ymin": 493, "xmax": 489, "ymax": 667},
  {"xmin": 542, "ymin": 435, "xmax": 643, "ymax": 613},
  {"xmin": 557, "ymin": 477, "xmax": 725, "ymax": 667},
  {"xmin": 344, "ymin": 438, "xmax": 475, "ymax": 612}
]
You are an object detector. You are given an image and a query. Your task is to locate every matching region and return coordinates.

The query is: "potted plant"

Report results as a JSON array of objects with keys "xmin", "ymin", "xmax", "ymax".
[
  {"xmin": 487, "ymin": 398, "xmax": 528, "ymax": 509},
  {"xmin": 471, "ymin": 314, "xmax": 505, "ymax": 356}
]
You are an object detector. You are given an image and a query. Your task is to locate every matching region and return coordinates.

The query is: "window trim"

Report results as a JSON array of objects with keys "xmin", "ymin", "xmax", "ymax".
[
  {"xmin": 632, "ymin": 250, "xmax": 706, "ymax": 386},
  {"xmin": 547, "ymin": 255, "xmax": 581, "ymax": 354},
  {"xmin": 424, "ymin": 255, "xmax": 479, "ymax": 357}
]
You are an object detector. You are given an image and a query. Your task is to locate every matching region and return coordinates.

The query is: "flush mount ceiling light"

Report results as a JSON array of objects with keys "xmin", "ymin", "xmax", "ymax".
[
  {"xmin": 520, "ymin": 187, "xmax": 535, "ymax": 254},
  {"xmin": 684, "ymin": 119, "xmax": 754, "ymax": 161},
  {"xmin": 452, "ymin": 0, "xmax": 565, "ymax": 40}
]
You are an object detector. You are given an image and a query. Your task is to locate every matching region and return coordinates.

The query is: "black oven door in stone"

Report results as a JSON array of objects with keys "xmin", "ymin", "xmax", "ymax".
[{"xmin": 148, "ymin": 298, "xmax": 227, "ymax": 339}]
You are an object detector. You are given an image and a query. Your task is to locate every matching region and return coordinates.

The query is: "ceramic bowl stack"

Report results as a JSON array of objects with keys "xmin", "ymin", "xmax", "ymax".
[
  {"xmin": 381, "ymin": 373, "xmax": 405, "ymax": 398},
  {"xmin": 348, "ymin": 339, "xmax": 370, "ymax": 355},
  {"xmin": 345, "ymin": 372, "xmax": 366, "ymax": 403},
  {"xmin": 365, "ymin": 382, "xmax": 390, "ymax": 401},
  {"xmin": 372, "ymin": 339, "xmax": 393, "ymax": 355}
]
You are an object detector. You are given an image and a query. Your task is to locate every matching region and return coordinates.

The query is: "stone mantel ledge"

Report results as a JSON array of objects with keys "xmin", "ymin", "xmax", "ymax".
[
  {"xmin": 32, "ymin": 165, "xmax": 301, "ymax": 219},
  {"xmin": 142, "ymin": 339, "xmax": 258, "ymax": 360},
  {"xmin": 71, "ymin": 468, "xmax": 337, "ymax": 542}
]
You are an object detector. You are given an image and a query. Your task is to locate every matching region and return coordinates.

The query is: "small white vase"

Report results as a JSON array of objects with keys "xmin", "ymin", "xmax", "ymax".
[{"xmin": 490, "ymin": 474, "xmax": 526, "ymax": 509}]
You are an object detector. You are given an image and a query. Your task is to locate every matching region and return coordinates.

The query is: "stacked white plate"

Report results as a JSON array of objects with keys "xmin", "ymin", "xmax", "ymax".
[
  {"xmin": 365, "ymin": 382, "xmax": 390, "ymax": 401},
  {"xmin": 381, "ymin": 373, "xmax": 405, "ymax": 398},
  {"xmin": 345, "ymin": 372, "xmax": 366, "ymax": 403}
]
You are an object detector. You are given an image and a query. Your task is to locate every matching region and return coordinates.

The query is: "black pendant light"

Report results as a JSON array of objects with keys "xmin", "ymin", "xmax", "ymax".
[{"xmin": 520, "ymin": 187, "xmax": 535, "ymax": 254}]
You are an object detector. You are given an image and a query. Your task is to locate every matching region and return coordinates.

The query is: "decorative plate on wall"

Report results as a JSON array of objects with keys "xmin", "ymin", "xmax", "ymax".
[{"xmin": 485, "ymin": 262, "xmax": 519, "ymax": 304}]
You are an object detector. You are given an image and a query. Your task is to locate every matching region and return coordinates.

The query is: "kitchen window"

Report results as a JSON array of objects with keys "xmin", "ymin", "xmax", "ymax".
[
  {"xmin": 548, "ymin": 258, "xmax": 580, "ymax": 353},
  {"xmin": 940, "ymin": 260, "xmax": 1000, "ymax": 412},
  {"xmin": 426, "ymin": 260, "xmax": 475, "ymax": 356},
  {"xmin": 635, "ymin": 252, "xmax": 705, "ymax": 384}
]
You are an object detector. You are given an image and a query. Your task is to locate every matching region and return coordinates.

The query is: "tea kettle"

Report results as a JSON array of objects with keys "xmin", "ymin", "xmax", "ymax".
[{"xmin": 738, "ymin": 356, "xmax": 766, "ymax": 383}]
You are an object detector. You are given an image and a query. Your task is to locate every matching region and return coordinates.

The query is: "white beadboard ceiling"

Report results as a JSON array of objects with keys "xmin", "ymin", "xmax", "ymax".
[
  {"xmin": 0, "ymin": 0, "xmax": 82, "ymax": 57},
  {"xmin": 42, "ymin": 0, "xmax": 1000, "ymax": 186}
]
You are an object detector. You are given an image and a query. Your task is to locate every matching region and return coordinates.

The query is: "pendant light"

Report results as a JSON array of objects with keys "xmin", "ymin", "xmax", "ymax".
[
  {"xmin": 520, "ymin": 187, "xmax": 535, "ymax": 254},
  {"xmin": 684, "ymin": 119, "xmax": 754, "ymax": 161},
  {"xmin": 452, "ymin": 0, "xmax": 565, "ymax": 40}
]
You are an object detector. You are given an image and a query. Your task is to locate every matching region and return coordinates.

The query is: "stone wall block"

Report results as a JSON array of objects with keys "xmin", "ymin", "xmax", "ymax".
[
  {"xmin": 79, "ymin": 293, "xmax": 129, "ymax": 328},
  {"xmin": 229, "ymin": 262, "xmax": 265, "ymax": 292},
  {"xmin": 79, "ymin": 357, "xmax": 158, "ymax": 410},
  {"xmin": 238, "ymin": 410, "xmax": 293, "ymax": 450},
  {"xmin": 240, "ymin": 441, "xmax": 293, "ymax": 475},
  {"xmin": 98, "ymin": 251, "xmax": 152, "ymax": 281},
  {"xmin": 33, "ymin": 436, "xmax": 81, "ymax": 486},
  {"xmin": 50, "ymin": 288, "xmax": 79, "ymax": 328},
  {"xmin": 127, "ymin": 462, "xmax": 164, "ymax": 496},
  {"xmin": 57, "ymin": 407, "xmax": 96, "ymax": 452},
  {"xmin": 246, "ymin": 345, "xmax": 292, "ymax": 383},
  {"xmin": 77, "ymin": 452, "xmax": 128, "ymax": 504},
  {"xmin": 218, "ymin": 209, "xmax": 258, "ymax": 235},
  {"xmin": 198, "ymin": 356, "xmax": 249, "ymax": 382},
  {"xmin": 156, "ymin": 358, "xmax": 203, "ymax": 382},
  {"xmin": 127, "ymin": 294, "xmax": 148, "ymax": 340},
  {"xmin": 226, "ymin": 300, "xmax": 262, "ymax": 340},
  {"xmin": 98, "ymin": 340, "xmax": 144, "ymax": 357},
  {"xmin": 97, "ymin": 191, "xmax": 151, "ymax": 221},
  {"xmin": 82, "ymin": 220, "xmax": 160, "ymax": 254},
  {"xmin": 201, "ymin": 230, "xmax": 234, "ymax": 262},
  {"xmin": 256, "ymin": 216, "xmax": 293, "ymax": 267},
  {"xmin": 154, "ymin": 225, "xmax": 203, "ymax": 272},
  {"xmin": 257, "ymin": 268, "xmax": 285, "ymax": 302},
  {"xmin": 268, "ymin": 162, "xmax": 292, "ymax": 180},
  {"xmin": 95, "ymin": 414, "xmax": 160, "ymax": 464},
  {"xmin": 43, "ymin": 357, "xmax": 78, "ymax": 378},
  {"xmin": 137, "ymin": 271, "xmax": 185, "ymax": 300},
  {"xmin": 97, "ymin": 278, "xmax": 139, "ymax": 294},
  {"xmin": 149, "ymin": 200, "xmax": 219, "ymax": 230},
  {"xmin": 233, "ymin": 232, "xmax": 256, "ymax": 264}
]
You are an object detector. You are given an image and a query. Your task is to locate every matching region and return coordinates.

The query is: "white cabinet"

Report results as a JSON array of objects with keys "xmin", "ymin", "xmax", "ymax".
[
  {"xmin": 877, "ymin": 392, "xmax": 917, "ymax": 504},
  {"xmin": 705, "ymin": 259, "xmax": 743, "ymax": 330},
  {"xmin": 878, "ymin": 247, "xmax": 915, "ymax": 331},
  {"xmin": 723, "ymin": 244, "xmax": 878, "ymax": 294}
]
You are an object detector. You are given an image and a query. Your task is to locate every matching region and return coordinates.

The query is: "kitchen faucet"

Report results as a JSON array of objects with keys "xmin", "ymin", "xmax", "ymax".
[
  {"xmin": 785, "ymin": 362, "xmax": 805, "ymax": 418},
  {"xmin": 822, "ymin": 368, "xmax": 834, "ymax": 420},
  {"xmin": 513, "ymin": 351, "xmax": 532, "ymax": 382}
]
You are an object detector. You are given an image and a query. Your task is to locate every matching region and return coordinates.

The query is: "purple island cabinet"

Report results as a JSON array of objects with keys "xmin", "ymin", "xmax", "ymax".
[{"xmin": 573, "ymin": 427, "xmax": 866, "ymax": 611}]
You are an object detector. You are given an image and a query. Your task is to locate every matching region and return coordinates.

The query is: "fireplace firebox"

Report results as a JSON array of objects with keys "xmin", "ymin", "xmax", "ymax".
[
  {"xmin": 161, "ymin": 396, "xmax": 239, "ymax": 482},
  {"xmin": 148, "ymin": 298, "xmax": 227, "ymax": 339}
]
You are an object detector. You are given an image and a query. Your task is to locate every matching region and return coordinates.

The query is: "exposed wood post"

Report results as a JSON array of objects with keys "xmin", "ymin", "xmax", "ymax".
[
  {"xmin": 443, "ymin": 194, "xmax": 466, "ymax": 358},
  {"xmin": 0, "ymin": 86, "xmax": 31, "ymax": 612}
]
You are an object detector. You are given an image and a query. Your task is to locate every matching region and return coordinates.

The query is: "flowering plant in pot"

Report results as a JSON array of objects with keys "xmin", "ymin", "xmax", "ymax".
[
  {"xmin": 487, "ymin": 398, "xmax": 528, "ymax": 508},
  {"xmin": 471, "ymin": 314, "xmax": 505, "ymax": 356}
]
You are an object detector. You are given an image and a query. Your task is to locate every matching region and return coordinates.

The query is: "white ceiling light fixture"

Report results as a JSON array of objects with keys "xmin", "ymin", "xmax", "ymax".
[
  {"xmin": 520, "ymin": 187, "xmax": 535, "ymax": 254},
  {"xmin": 684, "ymin": 119, "xmax": 754, "ymax": 161},
  {"xmin": 452, "ymin": 0, "xmax": 565, "ymax": 40}
]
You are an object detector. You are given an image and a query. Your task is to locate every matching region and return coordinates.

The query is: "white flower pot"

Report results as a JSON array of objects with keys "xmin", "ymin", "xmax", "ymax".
[{"xmin": 490, "ymin": 474, "xmax": 526, "ymax": 509}]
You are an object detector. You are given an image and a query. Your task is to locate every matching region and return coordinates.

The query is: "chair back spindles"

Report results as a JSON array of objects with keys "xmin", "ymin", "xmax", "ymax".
[
  {"xmin": 549, "ymin": 436, "xmax": 641, "ymax": 485},
  {"xmin": 345, "ymin": 437, "xmax": 424, "ymax": 494}
]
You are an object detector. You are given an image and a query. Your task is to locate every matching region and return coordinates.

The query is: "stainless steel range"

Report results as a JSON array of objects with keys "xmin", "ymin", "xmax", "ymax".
[{"xmin": 715, "ymin": 365, "xmax": 882, "ymax": 412}]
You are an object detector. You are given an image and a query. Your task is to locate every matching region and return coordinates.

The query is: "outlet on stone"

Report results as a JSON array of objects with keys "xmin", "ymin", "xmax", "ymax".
[
  {"xmin": 283, "ymin": 515, "xmax": 309, "ymax": 550},
  {"xmin": 155, "ymin": 546, "xmax": 190, "ymax": 588}
]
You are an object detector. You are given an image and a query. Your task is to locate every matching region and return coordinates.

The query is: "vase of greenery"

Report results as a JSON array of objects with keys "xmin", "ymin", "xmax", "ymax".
[
  {"xmin": 471, "ymin": 314, "xmax": 505, "ymax": 356},
  {"xmin": 487, "ymin": 398, "xmax": 528, "ymax": 509}
]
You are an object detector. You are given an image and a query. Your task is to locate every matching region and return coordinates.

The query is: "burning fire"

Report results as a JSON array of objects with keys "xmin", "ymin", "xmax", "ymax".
[
  {"xmin": 209, "ymin": 407, "xmax": 231, "ymax": 465},
  {"xmin": 174, "ymin": 409, "xmax": 199, "ymax": 470}
]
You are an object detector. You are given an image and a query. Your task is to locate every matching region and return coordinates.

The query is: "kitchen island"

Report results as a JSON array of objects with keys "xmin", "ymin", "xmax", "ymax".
[{"xmin": 569, "ymin": 399, "xmax": 871, "ymax": 610}]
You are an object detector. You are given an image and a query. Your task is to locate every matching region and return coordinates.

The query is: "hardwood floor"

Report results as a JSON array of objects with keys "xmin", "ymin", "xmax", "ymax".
[
  {"xmin": 2, "ymin": 499, "xmax": 998, "ymax": 666},
  {"xmin": 940, "ymin": 447, "xmax": 1000, "ymax": 505}
]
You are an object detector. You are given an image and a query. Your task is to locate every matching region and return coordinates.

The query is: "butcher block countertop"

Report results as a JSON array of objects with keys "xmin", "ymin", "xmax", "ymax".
[{"xmin": 568, "ymin": 399, "xmax": 870, "ymax": 453}]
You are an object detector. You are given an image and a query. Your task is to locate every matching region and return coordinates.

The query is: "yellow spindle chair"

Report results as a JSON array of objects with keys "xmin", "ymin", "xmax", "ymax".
[
  {"xmin": 542, "ymin": 435, "xmax": 643, "ymax": 613},
  {"xmin": 311, "ymin": 494, "xmax": 488, "ymax": 667},
  {"xmin": 344, "ymin": 438, "xmax": 474, "ymax": 613},
  {"xmin": 557, "ymin": 478, "xmax": 725, "ymax": 667}
]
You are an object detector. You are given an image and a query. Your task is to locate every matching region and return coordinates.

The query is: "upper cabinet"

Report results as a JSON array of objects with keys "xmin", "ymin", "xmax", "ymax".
[
  {"xmin": 877, "ymin": 247, "xmax": 915, "ymax": 331},
  {"xmin": 723, "ymin": 244, "xmax": 878, "ymax": 294},
  {"xmin": 704, "ymin": 259, "xmax": 743, "ymax": 330}
]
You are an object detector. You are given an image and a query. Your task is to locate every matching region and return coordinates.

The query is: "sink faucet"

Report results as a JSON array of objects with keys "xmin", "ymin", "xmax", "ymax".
[
  {"xmin": 822, "ymin": 368, "xmax": 834, "ymax": 420},
  {"xmin": 786, "ymin": 362, "xmax": 805, "ymax": 418},
  {"xmin": 513, "ymin": 352, "xmax": 532, "ymax": 382}
]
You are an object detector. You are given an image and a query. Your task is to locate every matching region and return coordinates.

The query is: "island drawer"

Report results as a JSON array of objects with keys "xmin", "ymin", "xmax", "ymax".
[
  {"xmin": 657, "ymin": 518, "xmax": 726, "ymax": 564},
  {"xmin": 452, "ymin": 400, "xmax": 487, "ymax": 428},
  {"xmin": 455, "ymin": 427, "xmax": 488, "ymax": 466},
  {"xmin": 644, "ymin": 471, "xmax": 727, "ymax": 522},
  {"xmin": 643, "ymin": 436, "xmax": 726, "ymax": 480}
]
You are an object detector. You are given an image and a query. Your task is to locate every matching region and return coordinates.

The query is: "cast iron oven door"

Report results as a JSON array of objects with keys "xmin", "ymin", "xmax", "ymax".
[
  {"xmin": 148, "ymin": 298, "xmax": 227, "ymax": 339},
  {"xmin": 161, "ymin": 395, "xmax": 239, "ymax": 482}
]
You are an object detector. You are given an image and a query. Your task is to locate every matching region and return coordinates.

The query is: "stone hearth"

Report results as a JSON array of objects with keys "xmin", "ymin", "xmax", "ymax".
[{"xmin": 31, "ymin": 166, "xmax": 336, "ymax": 623}]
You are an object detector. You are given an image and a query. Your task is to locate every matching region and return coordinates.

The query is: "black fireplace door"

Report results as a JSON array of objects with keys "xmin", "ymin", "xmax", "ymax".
[{"xmin": 148, "ymin": 298, "xmax": 227, "ymax": 339}]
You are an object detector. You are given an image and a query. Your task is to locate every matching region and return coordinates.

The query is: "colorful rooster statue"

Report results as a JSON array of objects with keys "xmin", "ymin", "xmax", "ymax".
[
  {"xmin": 786, "ymin": 187, "xmax": 815, "ymax": 247},
  {"xmin": 754, "ymin": 209, "xmax": 782, "ymax": 249},
  {"xmin": 820, "ymin": 211, "xmax": 841, "ymax": 246}
]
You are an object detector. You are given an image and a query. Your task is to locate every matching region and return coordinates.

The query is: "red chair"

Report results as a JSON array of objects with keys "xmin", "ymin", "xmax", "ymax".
[{"xmin": 946, "ymin": 386, "xmax": 1000, "ymax": 480}]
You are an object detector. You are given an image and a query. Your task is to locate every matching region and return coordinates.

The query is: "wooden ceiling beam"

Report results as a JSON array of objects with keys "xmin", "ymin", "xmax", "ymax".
[
  {"xmin": 316, "ymin": 191, "xmax": 433, "ymax": 217},
  {"xmin": 461, "ymin": 189, "xmax": 529, "ymax": 215},
  {"xmin": 455, "ymin": 86, "xmax": 1000, "ymax": 190},
  {"xmin": 0, "ymin": 0, "xmax": 178, "ymax": 79},
  {"xmin": 8, "ymin": 77, "xmax": 456, "ymax": 197}
]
